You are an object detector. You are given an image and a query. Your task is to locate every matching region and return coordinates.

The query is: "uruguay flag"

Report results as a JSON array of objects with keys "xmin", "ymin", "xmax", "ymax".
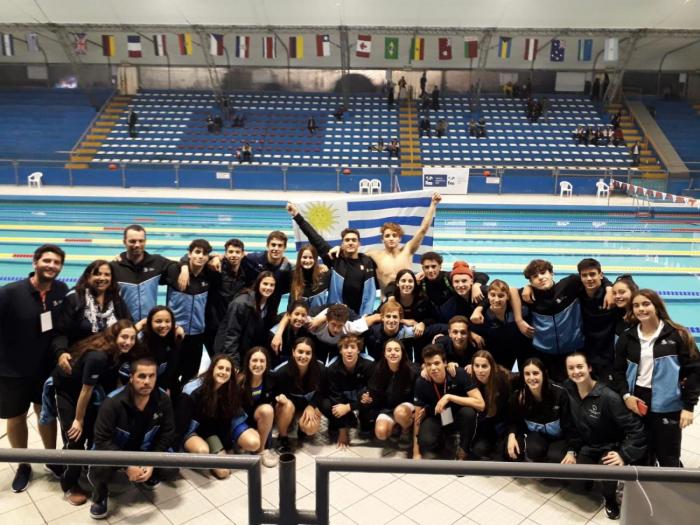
[{"xmin": 291, "ymin": 190, "xmax": 434, "ymax": 265}]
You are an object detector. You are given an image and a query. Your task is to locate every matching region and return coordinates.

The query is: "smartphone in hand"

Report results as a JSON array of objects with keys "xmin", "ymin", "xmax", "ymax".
[{"xmin": 636, "ymin": 399, "xmax": 649, "ymax": 416}]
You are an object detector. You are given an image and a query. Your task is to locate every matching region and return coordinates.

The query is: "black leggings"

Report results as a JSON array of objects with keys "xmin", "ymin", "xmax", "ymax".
[
  {"xmin": 55, "ymin": 387, "xmax": 98, "ymax": 492},
  {"xmin": 508, "ymin": 433, "xmax": 567, "ymax": 463},
  {"xmin": 635, "ymin": 386, "xmax": 682, "ymax": 467},
  {"xmin": 179, "ymin": 333, "xmax": 205, "ymax": 387},
  {"xmin": 575, "ymin": 449, "xmax": 619, "ymax": 503},
  {"xmin": 417, "ymin": 406, "xmax": 477, "ymax": 453}
]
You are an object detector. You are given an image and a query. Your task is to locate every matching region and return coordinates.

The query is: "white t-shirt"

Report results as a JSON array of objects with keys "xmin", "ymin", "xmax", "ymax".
[{"xmin": 636, "ymin": 321, "xmax": 664, "ymax": 388}]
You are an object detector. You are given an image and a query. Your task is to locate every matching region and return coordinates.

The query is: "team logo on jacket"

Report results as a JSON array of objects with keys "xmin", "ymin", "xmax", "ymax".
[
  {"xmin": 588, "ymin": 404, "xmax": 600, "ymax": 419},
  {"xmin": 143, "ymin": 267, "xmax": 155, "ymax": 273}
]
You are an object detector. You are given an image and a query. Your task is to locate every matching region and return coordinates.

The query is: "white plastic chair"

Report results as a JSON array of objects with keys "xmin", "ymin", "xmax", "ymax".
[
  {"xmin": 559, "ymin": 180, "xmax": 573, "ymax": 198},
  {"xmin": 596, "ymin": 179, "xmax": 610, "ymax": 199},
  {"xmin": 359, "ymin": 178, "xmax": 371, "ymax": 194},
  {"xmin": 370, "ymin": 178, "xmax": 382, "ymax": 194},
  {"xmin": 27, "ymin": 172, "xmax": 43, "ymax": 188}
]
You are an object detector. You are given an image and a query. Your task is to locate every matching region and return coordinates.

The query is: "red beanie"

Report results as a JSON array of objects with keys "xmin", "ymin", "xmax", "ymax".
[{"xmin": 450, "ymin": 261, "xmax": 474, "ymax": 280}]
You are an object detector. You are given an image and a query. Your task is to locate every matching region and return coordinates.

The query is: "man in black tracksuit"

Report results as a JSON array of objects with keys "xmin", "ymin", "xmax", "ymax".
[
  {"xmin": 320, "ymin": 335, "xmax": 375, "ymax": 448},
  {"xmin": 88, "ymin": 357, "xmax": 176, "ymax": 520}
]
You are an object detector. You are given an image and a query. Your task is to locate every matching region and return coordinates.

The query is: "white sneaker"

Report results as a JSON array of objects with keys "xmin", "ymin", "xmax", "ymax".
[{"xmin": 261, "ymin": 449, "xmax": 279, "ymax": 468}]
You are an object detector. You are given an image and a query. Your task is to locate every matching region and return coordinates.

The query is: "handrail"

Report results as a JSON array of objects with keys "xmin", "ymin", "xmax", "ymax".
[
  {"xmin": 315, "ymin": 457, "xmax": 700, "ymax": 525},
  {"xmin": 0, "ymin": 448, "xmax": 265, "ymax": 525}
]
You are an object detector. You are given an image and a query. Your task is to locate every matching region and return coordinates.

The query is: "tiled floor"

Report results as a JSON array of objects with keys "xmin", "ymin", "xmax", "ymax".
[{"xmin": 2, "ymin": 405, "xmax": 700, "ymax": 525}]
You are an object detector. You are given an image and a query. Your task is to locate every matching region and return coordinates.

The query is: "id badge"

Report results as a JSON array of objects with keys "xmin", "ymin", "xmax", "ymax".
[
  {"xmin": 40, "ymin": 311, "xmax": 53, "ymax": 332},
  {"xmin": 440, "ymin": 406, "xmax": 454, "ymax": 426}
]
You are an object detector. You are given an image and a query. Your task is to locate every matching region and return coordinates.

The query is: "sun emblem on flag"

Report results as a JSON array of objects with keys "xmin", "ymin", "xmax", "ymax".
[{"xmin": 303, "ymin": 202, "xmax": 339, "ymax": 235}]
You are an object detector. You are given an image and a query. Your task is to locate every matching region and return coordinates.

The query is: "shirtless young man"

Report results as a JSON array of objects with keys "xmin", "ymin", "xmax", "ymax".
[{"xmin": 329, "ymin": 192, "xmax": 442, "ymax": 295}]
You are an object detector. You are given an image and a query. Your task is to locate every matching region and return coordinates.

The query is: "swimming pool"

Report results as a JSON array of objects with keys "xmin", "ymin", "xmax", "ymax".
[{"xmin": 1, "ymin": 199, "xmax": 698, "ymax": 332}]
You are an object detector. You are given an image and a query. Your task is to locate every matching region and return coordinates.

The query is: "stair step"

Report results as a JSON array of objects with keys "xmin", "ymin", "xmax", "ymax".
[
  {"xmin": 641, "ymin": 172, "xmax": 666, "ymax": 179},
  {"xmin": 70, "ymin": 155, "xmax": 92, "ymax": 162},
  {"xmin": 64, "ymin": 163, "xmax": 89, "ymax": 169},
  {"xmin": 642, "ymin": 165, "xmax": 663, "ymax": 171},
  {"xmin": 401, "ymin": 163, "xmax": 423, "ymax": 169},
  {"xmin": 75, "ymin": 148, "xmax": 98, "ymax": 155},
  {"xmin": 402, "ymin": 169, "xmax": 423, "ymax": 176},
  {"xmin": 100, "ymin": 114, "xmax": 120, "ymax": 121},
  {"xmin": 87, "ymin": 134, "xmax": 108, "ymax": 140}
]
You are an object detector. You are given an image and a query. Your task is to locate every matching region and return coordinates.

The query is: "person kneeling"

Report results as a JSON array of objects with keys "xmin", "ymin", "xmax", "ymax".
[
  {"xmin": 177, "ymin": 355, "xmax": 261, "ymax": 480},
  {"xmin": 413, "ymin": 345, "xmax": 485, "ymax": 460},
  {"xmin": 88, "ymin": 357, "xmax": 176, "ymax": 520}
]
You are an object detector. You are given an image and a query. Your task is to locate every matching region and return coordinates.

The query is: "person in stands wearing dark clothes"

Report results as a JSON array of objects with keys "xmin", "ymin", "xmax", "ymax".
[
  {"xmin": 239, "ymin": 346, "xmax": 279, "ymax": 467},
  {"xmin": 52, "ymin": 320, "xmax": 137, "ymax": 506},
  {"xmin": 613, "ymin": 289, "xmax": 700, "ymax": 467},
  {"xmin": 506, "ymin": 358, "xmax": 568, "ymax": 463},
  {"xmin": 470, "ymin": 279, "xmax": 533, "ymax": 371},
  {"xmin": 321, "ymin": 334, "xmax": 375, "ymax": 448},
  {"xmin": 110, "ymin": 225, "xmax": 185, "ymax": 322},
  {"xmin": 333, "ymin": 105, "xmax": 347, "ymax": 122},
  {"xmin": 307, "ymin": 116, "xmax": 319, "ymax": 135},
  {"xmin": 177, "ymin": 355, "xmax": 261, "ymax": 479},
  {"xmin": 52, "ymin": 260, "xmax": 131, "ymax": 371},
  {"xmin": 469, "ymin": 350, "xmax": 512, "ymax": 460},
  {"xmin": 413, "ymin": 344, "xmax": 484, "ymax": 460},
  {"xmin": 0, "ymin": 244, "xmax": 68, "ymax": 493},
  {"xmin": 270, "ymin": 300, "xmax": 312, "ymax": 365},
  {"xmin": 368, "ymin": 339, "xmax": 419, "ymax": 452},
  {"xmin": 434, "ymin": 315, "xmax": 477, "ymax": 368},
  {"xmin": 214, "ymin": 272, "xmax": 278, "ymax": 369},
  {"xmin": 88, "ymin": 357, "xmax": 176, "ymax": 520},
  {"xmin": 166, "ymin": 239, "xmax": 216, "ymax": 386},
  {"xmin": 561, "ymin": 352, "xmax": 647, "ymax": 521},
  {"xmin": 273, "ymin": 337, "xmax": 324, "ymax": 451},
  {"xmin": 134, "ymin": 306, "xmax": 181, "ymax": 394},
  {"xmin": 518, "ymin": 258, "xmax": 614, "ymax": 381}
]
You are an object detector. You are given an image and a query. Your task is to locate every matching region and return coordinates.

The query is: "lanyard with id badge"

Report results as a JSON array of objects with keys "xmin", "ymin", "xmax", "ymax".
[
  {"xmin": 433, "ymin": 380, "xmax": 453, "ymax": 426},
  {"xmin": 38, "ymin": 289, "xmax": 53, "ymax": 333}
]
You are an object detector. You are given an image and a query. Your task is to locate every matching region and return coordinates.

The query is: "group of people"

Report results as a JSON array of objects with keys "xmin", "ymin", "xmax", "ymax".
[
  {"xmin": 1, "ymin": 192, "xmax": 698, "ymax": 521},
  {"xmin": 468, "ymin": 118, "xmax": 488, "ymax": 138},
  {"xmin": 368, "ymin": 138, "xmax": 401, "ymax": 157},
  {"xmin": 525, "ymin": 97, "xmax": 550, "ymax": 123},
  {"xmin": 574, "ymin": 125, "xmax": 625, "ymax": 146}
]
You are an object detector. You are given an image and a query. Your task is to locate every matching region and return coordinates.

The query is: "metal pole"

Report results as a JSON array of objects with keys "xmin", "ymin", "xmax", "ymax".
[
  {"xmin": 247, "ymin": 459, "xmax": 263, "ymax": 525},
  {"xmin": 279, "ymin": 453, "xmax": 296, "ymax": 525},
  {"xmin": 316, "ymin": 463, "xmax": 330, "ymax": 525},
  {"xmin": 282, "ymin": 165, "xmax": 288, "ymax": 191},
  {"xmin": 120, "ymin": 163, "xmax": 127, "ymax": 188},
  {"xmin": 497, "ymin": 168, "xmax": 503, "ymax": 195},
  {"xmin": 174, "ymin": 163, "xmax": 180, "ymax": 189},
  {"xmin": 13, "ymin": 160, "xmax": 19, "ymax": 185},
  {"xmin": 68, "ymin": 166, "xmax": 74, "ymax": 187},
  {"xmin": 553, "ymin": 168, "xmax": 559, "ymax": 195},
  {"xmin": 335, "ymin": 167, "xmax": 341, "ymax": 192},
  {"xmin": 229, "ymin": 164, "xmax": 234, "ymax": 190}
]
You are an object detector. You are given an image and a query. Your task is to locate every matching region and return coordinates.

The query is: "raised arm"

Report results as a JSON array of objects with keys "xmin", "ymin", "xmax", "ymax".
[
  {"xmin": 405, "ymin": 193, "xmax": 442, "ymax": 255},
  {"xmin": 287, "ymin": 202, "xmax": 333, "ymax": 259}
]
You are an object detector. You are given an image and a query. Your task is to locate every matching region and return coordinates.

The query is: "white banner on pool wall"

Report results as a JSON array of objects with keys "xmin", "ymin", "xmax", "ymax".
[{"xmin": 422, "ymin": 167, "xmax": 470, "ymax": 194}]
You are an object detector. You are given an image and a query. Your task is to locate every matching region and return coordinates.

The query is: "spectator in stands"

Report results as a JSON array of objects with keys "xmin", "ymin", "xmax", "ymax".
[
  {"xmin": 232, "ymin": 114, "xmax": 245, "ymax": 128},
  {"xmin": 419, "ymin": 115, "xmax": 431, "ymax": 137},
  {"xmin": 368, "ymin": 138, "xmax": 385, "ymax": 152},
  {"xmin": 469, "ymin": 120, "xmax": 478, "ymax": 137},
  {"xmin": 89, "ymin": 357, "xmax": 176, "ymax": 519},
  {"xmin": 574, "ymin": 125, "xmax": 586, "ymax": 144},
  {"xmin": 397, "ymin": 76, "xmax": 407, "ymax": 102},
  {"xmin": 127, "ymin": 110, "xmax": 138, "ymax": 138},
  {"xmin": 431, "ymin": 85, "xmax": 440, "ymax": 110},
  {"xmin": 420, "ymin": 92, "xmax": 431, "ymax": 111},
  {"xmin": 611, "ymin": 110, "xmax": 622, "ymax": 129},
  {"xmin": 541, "ymin": 97, "xmax": 551, "ymax": 121},
  {"xmin": 307, "ymin": 116, "xmax": 319, "ymax": 135},
  {"xmin": 207, "ymin": 115, "xmax": 215, "ymax": 133},
  {"xmin": 241, "ymin": 142, "xmax": 253, "ymax": 162},
  {"xmin": 387, "ymin": 139, "xmax": 400, "ymax": 158},
  {"xmin": 387, "ymin": 84, "xmax": 395, "ymax": 107},
  {"xmin": 613, "ymin": 127, "xmax": 624, "ymax": 146},
  {"xmin": 420, "ymin": 72, "xmax": 427, "ymax": 96},
  {"xmin": 436, "ymin": 118, "xmax": 447, "ymax": 138},
  {"xmin": 333, "ymin": 104, "xmax": 347, "ymax": 122},
  {"xmin": 214, "ymin": 115, "xmax": 223, "ymax": 132},
  {"xmin": 476, "ymin": 118, "xmax": 487, "ymax": 138},
  {"xmin": 631, "ymin": 141, "xmax": 641, "ymax": 166},
  {"xmin": 591, "ymin": 77, "xmax": 601, "ymax": 101},
  {"xmin": 0, "ymin": 244, "xmax": 68, "ymax": 493},
  {"xmin": 503, "ymin": 81, "xmax": 514, "ymax": 98}
]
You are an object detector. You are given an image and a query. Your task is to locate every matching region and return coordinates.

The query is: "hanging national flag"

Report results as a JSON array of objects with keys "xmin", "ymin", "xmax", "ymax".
[
  {"xmin": 498, "ymin": 37, "xmax": 512, "ymax": 59},
  {"xmin": 604, "ymin": 38, "xmax": 619, "ymax": 61},
  {"xmin": 178, "ymin": 33, "xmax": 192, "ymax": 55},
  {"xmin": 102, "ymin": 35, "xmax": 116, "ymax": 57},
  {"xmin": 410, "ymin": 36, "xmax": 424, "ymax": 61},
  {"xmin": 356, "ymin": 34, "xmax": 371, "ymax": 58},
  {"xmin": 1, "ymin": 34, "xmax": 13, "ymax": 56},
  {"xmin": 26, "ymin": 32, "xmax": 39, "ymax": 53},
  {"xmin": 577, "ymin": 39, "xmax": 593, "ymax": 61},
  {"xmin": 550, "ymin": 38, "xmax": 566, "ymax": 62},
  {"xmin": 291, "ymin": 190, "xmax": 435, "ymax": 264},
  {"xmin": 262, "ymin": 36, "xmax": 276, "ymax": 59},
  {"xmin": 153, "ymin": 34, "xmax": 167, "ymax": 57},
  {"xmin": 209, "ymin": 34, "xmax": 224, "ymax": 56},
  {"xmin": 524, "ymin": 38, "xmax": 538, "ymax": 61},
  {"xmin": 464, "ymin": 36, "xmax": 478, "ymax": 58},
  {"xmin": 316, "ymin": 34, "xmax": 331, "ymax": 57},
  {"xmin": 289, "ymin": 35, "xmax": 304, "ymax": 59},
  {"xmin": 73, "ymin": 33, "xmax": 87, "ymax": 55},
  {"xmin": 127, "ymin": 35, "xmax": 142, "ymax": 58},
  {"xmin": 438, "ymin": 38, "xmax": 452, "ymax": 60},
  {"xmin": 235, "ymin": 35, "xmax": 250, "ymax": 58},
  {"xmin": 384, "ymin": 37, "xmax": 399, "ymax": 59}
]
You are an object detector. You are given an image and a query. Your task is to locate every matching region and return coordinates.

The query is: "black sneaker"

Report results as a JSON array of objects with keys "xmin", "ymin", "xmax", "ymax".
[
  {"xmin": 45, "ymin": 463, "xmax": 65, "ymax": 480},
  {"xmin": 276, "ymin": 436, "xmax": 291, "ymax": 454},
  {"xmin": 11, "ymin": 463, "xmax": 32, "ymax": 493},
  {"xmin": 90, "ymin": 498, "xmax": 108, "ymax": 520},
  {"xmin": 142, "ymin": 475, "xmax": 160, "ymax": 490},
  {"xmin": 604, "ymin": 498, "xmax": 620, "ymax": 520}
]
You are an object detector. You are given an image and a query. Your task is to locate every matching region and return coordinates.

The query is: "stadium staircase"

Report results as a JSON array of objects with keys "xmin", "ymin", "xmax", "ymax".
[
  {"xmin": 66, "ymin": 94, "xmax": 133, "ymax": 170},
  {"xmin": 399, "ymin": 101, "xmax": 422, "ymax": 176}
]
